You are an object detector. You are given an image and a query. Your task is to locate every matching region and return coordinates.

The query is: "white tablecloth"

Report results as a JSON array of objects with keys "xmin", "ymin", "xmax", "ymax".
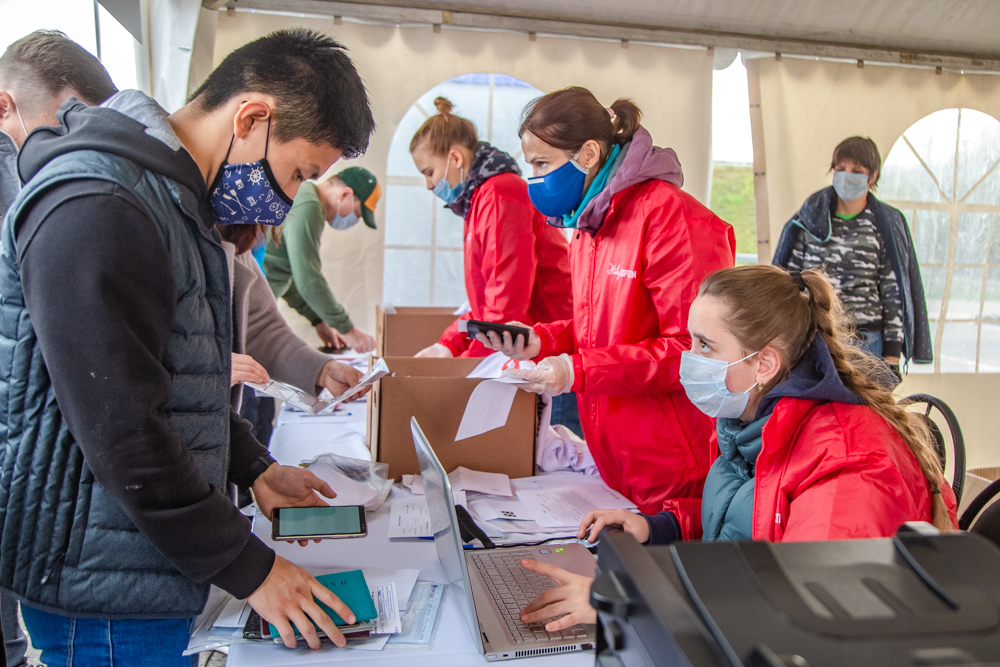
[{"xmin": 227, "ymin": 405, "xmax": 594, "ymax": 666}]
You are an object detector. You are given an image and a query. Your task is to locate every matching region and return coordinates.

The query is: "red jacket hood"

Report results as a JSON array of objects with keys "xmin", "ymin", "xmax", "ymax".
[{"xmin": 572, "ymin": 126, "xmax": 684, "ymax": 234}]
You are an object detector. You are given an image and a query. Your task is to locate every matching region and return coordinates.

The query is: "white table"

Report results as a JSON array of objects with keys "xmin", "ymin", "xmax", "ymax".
[{"xmin": 226, "ymin": 405, "xmax": 594, "ymax": 667}]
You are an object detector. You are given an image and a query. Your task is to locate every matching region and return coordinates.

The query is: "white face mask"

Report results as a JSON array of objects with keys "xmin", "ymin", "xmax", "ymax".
[
  {"xmin": 679, "ymin": 350, "xmax": 760, "ymax": 419},
  {"xmin": 12, "ymin": 100, "xmax": 28, "ymax": 148}
]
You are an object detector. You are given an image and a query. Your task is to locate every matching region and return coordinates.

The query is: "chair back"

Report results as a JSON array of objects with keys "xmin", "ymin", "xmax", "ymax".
[{"xmin": 900, "ymin": 393, "xmax": 966, "ymax": 505}]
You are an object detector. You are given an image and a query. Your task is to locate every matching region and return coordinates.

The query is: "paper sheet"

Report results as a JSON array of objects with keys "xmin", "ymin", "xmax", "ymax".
[
  {"xmin": 363, "ymin": 569, "xmax": 420, "ymax": 613},
  {"xmin": 454, "ymin": 380, "xmax": 518, "ymax": 440},
  {"xmin": 449, "ymin": 467, "xmax": 513, "ymax": 496},
  {"xmin": 516, "ymin": 488, "xmax": 596, "ymax": 528},
  {"xmin": 469, "ymin": 495, "xmax": 538, "ymax": 522},
  {"xmin": 401, "ymin": 474, "xmax": 424, "ymax": 495},
  {"xmin": 214, "ymin": 597, "xmax": 249, "ymax": 629},
  {"xmin": 576, "ymin": 483, "xmax": 637, "ymax": 510},
  {"xmin": 387, "ymin": 497, "xmax": 431, "ymax": 538},
  {"xmin": 370, "ymin": 582, "xmax": 401, "ymax": 635},
  {"xmin": 344, "ymin": 634, "xmax": 391, "ymax": 651}
]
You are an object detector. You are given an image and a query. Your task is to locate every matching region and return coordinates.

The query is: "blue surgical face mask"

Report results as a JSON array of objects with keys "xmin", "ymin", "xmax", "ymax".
[
  {"xmin": 527, "ymin": 154, "xmax": 588, "ymax": 218},
  {"xmin": 211, "ymin": 116, "xmax": 292, "ymax": 226},
  {"xmin": 679, "ymin": 350, "xmax": 759, "ymax": 419},
  {"xmin": 330, "ymin": 212, "xmax": 360, "ymax": 231},
  {"xmin": 832, "ymin": 170, "xmax": 870, "ymax": 203},
  {"xmin": 432, "ymin": 157, "xmax": 465, "ymax": 204}
]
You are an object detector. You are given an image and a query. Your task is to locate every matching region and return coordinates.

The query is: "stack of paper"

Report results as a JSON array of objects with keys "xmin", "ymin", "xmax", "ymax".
[
  {"xmin": 390, "ymin": 468, "xmax": 637, "ymax": 541},
  {"xmin": 191, "ymin": 566, "xmax": 423, "ymax": 655}
]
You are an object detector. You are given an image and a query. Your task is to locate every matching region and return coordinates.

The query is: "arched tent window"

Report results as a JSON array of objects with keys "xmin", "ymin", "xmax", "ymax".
[
  {"xmin": 382, "ymin": 73, "xmax": 543, "ymax": 307},
  {"xmin": 880, "ymin": 109, "xmax": 1000, "ymax": 373}
]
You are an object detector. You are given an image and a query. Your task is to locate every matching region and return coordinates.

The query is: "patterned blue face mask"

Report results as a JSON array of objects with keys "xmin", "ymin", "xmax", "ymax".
[{"xmin": 211, "ymin": 117, "xmax": 292, "ymax": 225}]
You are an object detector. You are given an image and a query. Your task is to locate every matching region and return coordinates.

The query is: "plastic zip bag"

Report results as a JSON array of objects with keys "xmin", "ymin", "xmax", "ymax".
[{"xmin": 307, "ymin": 453, "xmax": 393, "ymax": 511}]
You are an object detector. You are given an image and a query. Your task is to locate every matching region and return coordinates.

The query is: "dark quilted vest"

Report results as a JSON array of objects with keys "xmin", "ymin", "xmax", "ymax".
[{"xmin": 0, "ymin": 140, "xmax": 231, "ymax": 617}]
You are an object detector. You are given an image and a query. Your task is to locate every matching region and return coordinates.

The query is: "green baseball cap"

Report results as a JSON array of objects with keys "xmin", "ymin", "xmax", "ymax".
[{"xmin": 337, "ymin": 166, "xmax": 381, "ymax": 229}]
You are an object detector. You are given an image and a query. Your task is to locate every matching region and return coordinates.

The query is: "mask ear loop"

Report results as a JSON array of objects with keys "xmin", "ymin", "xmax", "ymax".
[{"xmin": 264, "ymin": 115, "xmax": 271, "ymax": 159}]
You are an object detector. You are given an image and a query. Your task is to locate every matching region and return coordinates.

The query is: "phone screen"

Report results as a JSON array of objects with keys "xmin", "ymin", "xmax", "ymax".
[{"xmin": 275, "ymin": 506, "xmax": 363, "ymax": 537}]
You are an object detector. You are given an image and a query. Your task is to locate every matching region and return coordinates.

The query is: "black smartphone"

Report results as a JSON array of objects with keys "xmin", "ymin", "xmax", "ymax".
[
  {"xmin": 318, "ymin": 345, "xmax": 351, "ymax": 355},
  {"xmin": 271, "ymin": 506, "xmax": 367, "ymax": 542},
  {"xmin": 466, "ymin": 319, "xmax": 531, "ymax": 346}
]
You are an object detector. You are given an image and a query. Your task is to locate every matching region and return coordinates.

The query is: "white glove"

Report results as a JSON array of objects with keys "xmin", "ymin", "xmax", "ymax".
[
  {"xmin": 502, "ymin": 353, "xmax": 574, "ymax": 395},
  {"xmin": 415, "ymin": 343, "xmax": 453, "ymax": 358}
]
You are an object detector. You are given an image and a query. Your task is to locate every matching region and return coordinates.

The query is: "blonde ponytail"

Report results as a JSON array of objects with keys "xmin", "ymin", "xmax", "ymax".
[{"xmin": 700, "ymin": 265, "xmax": 952, "ymax": 531}]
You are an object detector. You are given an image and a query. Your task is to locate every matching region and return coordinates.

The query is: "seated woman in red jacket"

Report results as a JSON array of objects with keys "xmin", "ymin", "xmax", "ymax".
[{"xmin": 516, "ymin": 265, "xmax": 957, "ymax": 633}]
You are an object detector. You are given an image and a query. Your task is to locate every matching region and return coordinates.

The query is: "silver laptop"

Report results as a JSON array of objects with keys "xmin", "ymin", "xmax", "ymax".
[{"xmin": 410, "ymin": 417, "xmax": 597, "ymax": 661}]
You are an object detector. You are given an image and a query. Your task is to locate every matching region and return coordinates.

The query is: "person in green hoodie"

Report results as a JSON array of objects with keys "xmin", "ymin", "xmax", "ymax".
[{"xmin": 265, "ymin": 166, "xmax": 379, "ymax": 353}]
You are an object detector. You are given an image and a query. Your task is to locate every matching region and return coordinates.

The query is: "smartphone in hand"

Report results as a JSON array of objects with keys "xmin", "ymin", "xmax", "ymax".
[{"xmin": 271, "ymin": 506, "xmax": 367, "ymax": 542}]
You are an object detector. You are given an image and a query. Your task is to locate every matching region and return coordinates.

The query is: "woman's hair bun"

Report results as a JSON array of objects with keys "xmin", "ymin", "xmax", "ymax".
[{"xmin": 434, "ymin": 97, "xmax": 454, "ymax": 115}]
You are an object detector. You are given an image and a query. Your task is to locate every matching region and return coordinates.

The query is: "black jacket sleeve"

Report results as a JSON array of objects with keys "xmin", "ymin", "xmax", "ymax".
[
  {"xmin": 18, "ymin": 180, "xmax": 273, "ymax": 599},
  {"xmin": 229, "ymin": 404, "xmax": 276, "ymax": 489}
]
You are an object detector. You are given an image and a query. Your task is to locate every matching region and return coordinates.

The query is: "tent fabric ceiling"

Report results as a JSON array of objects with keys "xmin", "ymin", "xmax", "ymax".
[{"xmin": 208, "ymin": 0, "xmax": 1000, "ymax": 70}]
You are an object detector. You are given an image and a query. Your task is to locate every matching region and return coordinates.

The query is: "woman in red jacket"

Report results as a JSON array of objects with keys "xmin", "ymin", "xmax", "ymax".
[
  {"xmin": 482, "ymin": 87, "xmax": 735, "ymax": 514},
  {"xmin": 515, "ymin": 266, "xmax": 957, "ymax": 634},
  {"xmin": 410, "ymin": 97, "xmax": 574, "ymax": 360}
]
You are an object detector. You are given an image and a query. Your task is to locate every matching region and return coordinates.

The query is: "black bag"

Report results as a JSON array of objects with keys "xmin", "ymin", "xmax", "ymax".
[{"xmin": 591, "ymin": 527, "xmax": 1000, "ymax": 667}]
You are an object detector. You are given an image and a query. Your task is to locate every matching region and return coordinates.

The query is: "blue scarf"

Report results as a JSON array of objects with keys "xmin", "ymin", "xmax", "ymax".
[
  {"xmin": 560, "ymin": 144, "xmax": 621, "ymax": 229},
  {"xmin": 701, "ymin": 414, "xmax": 770, "ymax": 541}
]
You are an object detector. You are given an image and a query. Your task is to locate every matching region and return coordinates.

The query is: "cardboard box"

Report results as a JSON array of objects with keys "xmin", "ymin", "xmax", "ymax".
[
  {"xmin": 375, "ymin": 305, "xmax": 458, "ymax": 357},
  {"xmin": 368, "ymin": 357, "xmax": 537, "ymax": 479}
]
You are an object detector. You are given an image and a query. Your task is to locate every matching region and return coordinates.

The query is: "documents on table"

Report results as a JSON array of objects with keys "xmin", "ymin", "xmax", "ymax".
[
  {"xmin": 455, "ymin": 379, "xmax": 518, "ymax": 440},
  {"xmin": 371, "ymin": 582, "xmax": 401, "ymax": 635},
  {"xmin": 448, "ymin": 466, "xmax": 513, "ymax": 496},
  {"xmin": 192, "ymin": 566, "xmax": 425, "ymax": 655},
  {"xmin": 403, "ymin": 468, "xmax": 512, "ymax": 497},
  {"xmin": 393, "ymin": 467, "xmax": 637, "ymax": 543},
  {"xmin": 388, "ymin": 497, "xmax": 431, "ymax": 538},
  {"xmin": 388, "ymin": 492, "xmax": 468, "ymax": 539}
]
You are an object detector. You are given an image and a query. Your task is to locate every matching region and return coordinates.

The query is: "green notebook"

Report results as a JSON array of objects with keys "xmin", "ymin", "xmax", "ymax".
[{"xmin": 267, "ymin": 569, "xmax": 377, "ymax": 640}]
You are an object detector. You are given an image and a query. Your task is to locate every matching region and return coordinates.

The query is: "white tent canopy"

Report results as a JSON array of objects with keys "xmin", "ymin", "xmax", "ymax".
[{"xmin": 203, "ymin": 0, "xmax": 1000, "ymax": 71}]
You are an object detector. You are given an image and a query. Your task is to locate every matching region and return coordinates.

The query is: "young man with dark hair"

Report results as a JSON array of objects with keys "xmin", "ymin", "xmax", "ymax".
[
  {"xmin": 0, "ymin": 28, "xmax": 375, "ymax": 665},
  {"xmin": 0, "ymin": 29, "xmax": 118, "ymax": 215}
]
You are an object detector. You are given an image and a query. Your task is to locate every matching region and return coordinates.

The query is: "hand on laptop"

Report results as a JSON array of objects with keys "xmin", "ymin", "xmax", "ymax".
[
  {"xmin": 248, "ymin": 555, "xmax": 355, "ymax": 649},
  {"xmin": 518, "ymin": 560, "xmax": 596, "ymax": 631},
  {"xmin": 252, "ymin": 463, "xmax": 337, "ymax": 546},
  {"xmin": 578, "ymin": 509, "xmax": 650, "ymax": 544}
]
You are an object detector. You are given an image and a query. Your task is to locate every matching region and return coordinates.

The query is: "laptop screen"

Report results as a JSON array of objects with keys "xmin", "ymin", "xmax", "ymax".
[{"xmin": 410, "ymin": 417, "xmax": 483, "ymax": 649}]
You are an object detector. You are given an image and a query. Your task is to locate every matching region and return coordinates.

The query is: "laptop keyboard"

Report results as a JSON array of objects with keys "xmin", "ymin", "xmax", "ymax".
[{"xmin": 471, "ymin": 551, "xmax": 589, "ymax": 644}]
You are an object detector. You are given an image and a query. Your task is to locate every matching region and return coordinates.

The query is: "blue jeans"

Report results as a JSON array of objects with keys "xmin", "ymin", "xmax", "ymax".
[
  {"xmin": 859, "ymin": 330, "xmax": 883, "ymax": 358},
  {"xmin": 21, "ymin": 605, "xmax": 195, "ymax": 667},
  {"xmin": 550, "ymin": 392, "xmax": 583, "ymax": 438}
]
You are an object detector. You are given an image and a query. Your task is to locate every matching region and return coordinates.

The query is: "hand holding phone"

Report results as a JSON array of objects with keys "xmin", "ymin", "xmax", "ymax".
[
  {"xmin": 465, "ymin": 319, "xmax": 531, "ymax": 346},
  {"xmin": 470, "ymin": 320, "xmax": 541, "ymax": 360},
  {"xmin": 271, "ymin": 505, "xmax": 368, "ymax": 542}
]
